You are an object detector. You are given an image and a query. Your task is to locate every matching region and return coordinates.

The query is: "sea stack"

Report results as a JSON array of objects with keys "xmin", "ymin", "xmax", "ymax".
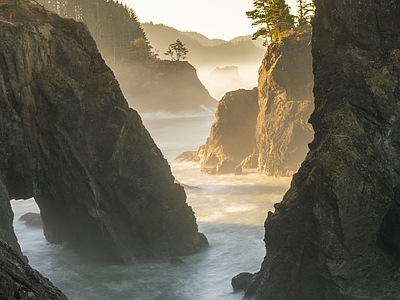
[
  {"xmin": 0, "ymin": 0, "xmax": 207, "ymax": 264},
  {"xmin": 182, "ymin": 33, "xmax": 314, "ymax": 176},
  {"xmin": 245, "ymin": 0, "xmax": 400, "ymax": 299}
]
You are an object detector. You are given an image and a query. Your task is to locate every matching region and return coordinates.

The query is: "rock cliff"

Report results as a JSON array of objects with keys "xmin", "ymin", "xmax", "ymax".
[
  {"xmin": 256, "ymin": 34, "xmax": 314, "ymax": 176},
  {"xmin": 110, "ymin": 59, "xmax": 217, "ymax": 113},
  {"xmin": 0, "ymin": 239, "xmax": 67, "ymax": 299},
  {"xmin": 182, "ymin": 33, "xmax": 313, "ymax": 176},
  {"xmin": 0, "ymin": 0, "xmax": 206, "ymax": 268},
  {"xmin": 196, "ymin": 88, "xmax": 259, "ymax": 174},
  {"xmin": 245, "ymin": 0, "xmax": 400, "ymax": 299}
]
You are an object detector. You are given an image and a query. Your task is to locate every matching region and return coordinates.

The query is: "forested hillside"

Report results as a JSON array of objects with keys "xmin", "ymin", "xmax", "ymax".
[
  {"xmin": 141, "ymin": 22, "xmax": 265, "ymax": 67},
  {"xmin": 37, "ymin": 0, "xmax": 153, "ymax": 63}
]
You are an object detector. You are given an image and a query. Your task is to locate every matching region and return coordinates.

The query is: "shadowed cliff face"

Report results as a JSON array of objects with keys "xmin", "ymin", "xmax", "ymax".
[
  {"xmin": 246, "ymin": 0, "xmax": 400, "ymax": 299},
  {"xmin": 196, "ymin": 88, "xmax": 259, "ymax": 174},
  {"xmin": 0, "ymin": 0, "xmax": 207, "ymax": 264},
  {"xmin": 0, "ymin": 239, "xmax": 67, "ymax": 299}
]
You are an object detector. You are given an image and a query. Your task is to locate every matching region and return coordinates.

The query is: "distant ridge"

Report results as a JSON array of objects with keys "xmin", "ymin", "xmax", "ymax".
[
  {"xmin": 180, "ymin": 31, "xmax": 226, "ymax": 47},
  {"xmin": 141, "ymin": 22, "xmax": 264, "ymax": 67}
]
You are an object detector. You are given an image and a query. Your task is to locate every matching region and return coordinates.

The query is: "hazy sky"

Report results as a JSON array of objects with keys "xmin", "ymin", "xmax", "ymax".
[{"xmin": 122, "ymin": 0, "xmax": 298, "ymax": 41}]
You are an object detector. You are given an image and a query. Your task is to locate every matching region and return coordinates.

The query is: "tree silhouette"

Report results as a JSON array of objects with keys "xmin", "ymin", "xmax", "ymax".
[
  {"xmin": 37, "ymin": 0, "xmax": 153, "ymax": 63},
  {"xmin": 296, "ymin": 0, "xmax": 314, "ymax": 27},
  {"xmin": 164, "ymin": 39, "xmax": 188, "ymax": 61},
  {"xmin": 247, "ymin": 0, "xmax": 294, "ymax": 43}
]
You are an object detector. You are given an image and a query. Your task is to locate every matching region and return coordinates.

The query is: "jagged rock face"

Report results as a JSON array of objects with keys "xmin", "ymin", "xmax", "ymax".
[
  {"xmin": 246, "ymin": 1, "xmax": 400, "ymax": 299},
  {"xmin": 109, "ymin": 60, "xmax": 217, "ymax": 113},
  {"xmin": 196, "ymin": 88, "xmax": 259, "ymax": 174},
  {"xmin": 0, "ymin": 0, "xmax": 206, "ymax": 264},
  {"xmin": 256, "ymin": 34, "xmax": 314, "ymax": 176},
  {"xmin": 184, "ymin": 34, "xmax": 313, "ymax": 176},
  {"xmin": 0, "ymin": 239, "xmax": 67, "ymax": 299}
]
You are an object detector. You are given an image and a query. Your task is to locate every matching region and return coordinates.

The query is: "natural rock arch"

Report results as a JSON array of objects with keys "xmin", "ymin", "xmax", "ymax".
[{"xmin": 0, "ymin": 0, "xmax": 206, "ymax": 264}]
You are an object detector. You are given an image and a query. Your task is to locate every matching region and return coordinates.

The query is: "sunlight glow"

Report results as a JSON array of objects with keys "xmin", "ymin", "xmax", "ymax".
[{"xmin": 121, "ymin": 0, "xmax": 298, "ymax": 40}]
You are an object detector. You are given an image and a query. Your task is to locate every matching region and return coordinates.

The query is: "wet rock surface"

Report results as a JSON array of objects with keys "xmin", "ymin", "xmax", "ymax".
[{"xmin": 246, "ymin": 0, "xmax": 400, "ymax": 299}]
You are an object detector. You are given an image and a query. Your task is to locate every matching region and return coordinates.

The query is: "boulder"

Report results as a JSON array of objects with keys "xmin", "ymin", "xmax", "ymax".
[
  {"xmin": 231, "ymin": 272, "xmax": 254, "ymax": 291},
  {"xmin": 19, "ymin": 213, "xmax": 42, "ymax": 227},
  {"xmin": 174, "ymin": 151, "xmax": 199, "ymax": 162}
]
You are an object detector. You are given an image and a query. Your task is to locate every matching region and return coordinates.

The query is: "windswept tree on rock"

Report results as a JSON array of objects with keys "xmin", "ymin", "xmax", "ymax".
[
  {"xmin": 164, "ymin": 38, "xmax": 188, "ymax": 61},
  {"xmin": 247, "ymin": 0, "xmax": 294, "ymax": 43}
]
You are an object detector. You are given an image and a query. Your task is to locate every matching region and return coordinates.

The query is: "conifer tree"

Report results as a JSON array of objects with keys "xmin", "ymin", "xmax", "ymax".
[
  {"xmin": 247, "ymin": 0, "xmax": 294, "ymax": 43},
  {"xmin": 164, "ymin": 39, "xmax": 188, "ymax": 61},
  {"xmin": 296, "ymin": 0, "xmax": 314, "ymax": 27},
  {"xmin": 37, "ymin": 0, "xmax": 154, "ymax": 63}
]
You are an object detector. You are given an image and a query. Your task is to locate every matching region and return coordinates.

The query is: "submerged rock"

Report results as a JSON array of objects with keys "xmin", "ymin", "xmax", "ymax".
[
  {"xmin": 246, "ymin": 0, "xmax": 400, "ymax": 299},
  {"xmin": 0, "ymin": 0, "xmax": 207, "ymax": 265},
  {"xmin": 170, "ymin": 257, "xmax": 185, "ymax": 265}
]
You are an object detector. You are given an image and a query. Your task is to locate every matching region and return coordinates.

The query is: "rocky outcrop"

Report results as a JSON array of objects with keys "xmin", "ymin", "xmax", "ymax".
[
  {"xmin": 0, "ymin": 0, "xmax": 206, "ymax": 266},
  {"xmin": 256, "ymin": 34, "xmax": 314, "ymax": 176},
  {"xmin": 19, "ymin": 213, "xmax": 42, "ymax": 227},
  {"xmin": 180, "ymin": 34, "xmax": 313, "ymax": 176},
  {"xmin": 0, "ymin": 239, "xmax": 67, "ymax": 299},
  {"xmin": 195, "ymin": 88, "xmax": 259, "ymax": 174},
  {"xmin": 109, "ymin": 59, "xmax": 217, "ymax": 113},
  {"xmin": 244, "ymin": 0, "xmax": 400, "ymax": 299}
]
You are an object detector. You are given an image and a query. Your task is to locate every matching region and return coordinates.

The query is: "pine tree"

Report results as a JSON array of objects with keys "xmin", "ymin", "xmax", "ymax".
[
  {"xmin": 37, "ymin": 0, "xmax": 154, "ymax": 63},
  {"xmin": 296, "ymin": 0, "xmax": 314, "ymax": 27},
  {"xmin": 247, "ymin": 0, "xmax": 294, "ymax": 43},
  {"xmin": 164, "ymin": 39, "xmax": 188, "ymax": 61}
]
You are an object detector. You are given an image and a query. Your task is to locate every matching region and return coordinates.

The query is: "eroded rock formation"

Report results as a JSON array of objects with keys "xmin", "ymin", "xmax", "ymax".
[
  {"xmin": 196, "ymin": 88, "xmax": 259, "ymax": 174},
  {"xmin": 0, "ymin": 0, "xmax": 206, "ymax": 267},
  {"xmin": 244, "ymin": 0, "xmax": 400, "ymax": 299},
  {"xmin": 181, "ymin": 33, "xmax": 313, "ymax": 176},
  {"xmin": 256, "ymin": 34, "xmax": 314, "ymax": 176}
]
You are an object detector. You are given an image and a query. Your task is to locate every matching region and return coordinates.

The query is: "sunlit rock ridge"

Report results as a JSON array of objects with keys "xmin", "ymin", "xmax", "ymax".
[
  {"xmin": 181, "ymin": 33, "xmax": 314, "ymax": 176},
  {"xmin": 0, "ymin": 0, "xmax": 206, "ymax": 274},
  {"xmin": 245, "ymin": 0, "xmax": 400, "ymax": 299}
]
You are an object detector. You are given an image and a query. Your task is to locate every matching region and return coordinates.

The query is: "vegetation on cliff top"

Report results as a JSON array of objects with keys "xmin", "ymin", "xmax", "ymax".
[
  {"xmin": 37, "ymin": 0, "xmax": 156, "ymax": 63},
  {"xmin": 247, "ymin": 0, "xmax": 314, "ymax": 43}
]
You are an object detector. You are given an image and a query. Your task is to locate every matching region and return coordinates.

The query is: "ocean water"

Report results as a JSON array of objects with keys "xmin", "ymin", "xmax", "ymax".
[{"xmin": 11, "ymin": 111, "xmax": 291, "ymax": 300}]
